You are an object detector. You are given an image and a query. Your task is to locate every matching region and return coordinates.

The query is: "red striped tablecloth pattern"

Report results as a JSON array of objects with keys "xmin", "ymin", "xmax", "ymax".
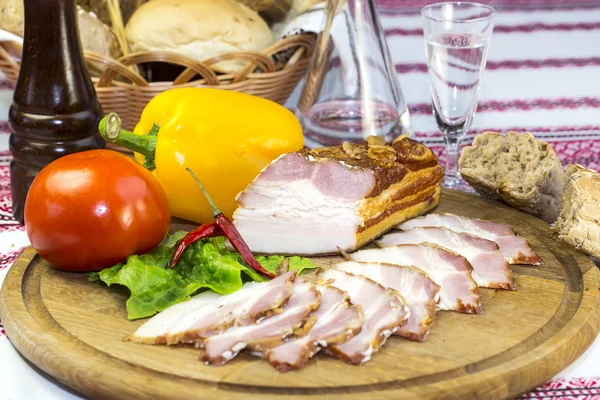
[{"xmin": 1, "ymin": 1, "xmax": 600, "ymax": 398}]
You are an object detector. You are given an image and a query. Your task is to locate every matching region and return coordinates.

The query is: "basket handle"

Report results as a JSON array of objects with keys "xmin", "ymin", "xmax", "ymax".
[
  {"xmin": 97, "ymin": 51, "xmax": 220, "ymax": 87},
  {"xmin": 86, "ymin": 51, "xmax": 148, "ymax": 86},
  {"xmin": 263, "ymin": 34, "xmax": 314, "ymax": 58},
  {"xmin": 228, "ymin": 52, "xmax": 276, "ymax": 83},
  {"xmin": 174, "ymin": 52, "xmax": 277, "ymax": 85}
]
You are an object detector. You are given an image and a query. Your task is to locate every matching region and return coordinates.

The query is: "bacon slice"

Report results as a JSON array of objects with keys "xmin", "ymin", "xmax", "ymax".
[
  {"xmin": 263, "ymin": 285, "xmax": 364, "ymax": 372},
  {"xmin": 398, "ymin": 213, "xmax": 541, "ymax": 265},
  {"xmin": 377, "ymin": 227, "xmax": 514, "ymax": 290},
  {"xmin": 200, "ymin": 279, "xmax": 320, "ymax": 365},
  {"xmin": 129, "ymin": 271, "xmax": 296, "ymax": 345},
  {"xmin": 319, "ymin": 269, "xmax": 409, "ymax": 365},
  {"xmin": 334, "ymin": 261, "xmax": 440, "ymax": 342},
  {"xmin": 349, "ymin": 244, "xmax": 481, "ymax": 313}
]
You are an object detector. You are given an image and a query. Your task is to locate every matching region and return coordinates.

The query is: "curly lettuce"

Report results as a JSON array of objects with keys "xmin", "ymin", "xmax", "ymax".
[{"xmin": 89, "ymin": 232, "xmax": 318, "ymax": 320}]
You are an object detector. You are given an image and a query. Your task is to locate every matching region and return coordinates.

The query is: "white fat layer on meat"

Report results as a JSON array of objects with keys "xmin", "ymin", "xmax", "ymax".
[
  {"xmin": 264, "ymin": 285, "xmax": 363, "ymax": 368},
  {"xmin": 398, "ymin": 214, "xmax": 510, "ymax": 241},
  {"xmin": 135, "ymin": 284, "xmax": 258, "ymax": 340},
  {"xmin": 348, "ymin": 246, "xmax": 480, "ymax": 312},
  {"xmin": 336, "ymin": 262, "xmax": 432, "ymax": 303},
  {"xmin": 212, "ymin": 346, "xmax": 244, "ymax": 364},
  {"xmin": 131, "ymin": 291, "xmax": 221, "ymax": 340},
  {"xmin": 321, "ymin": 270, "xmax": 408, "ymax": 363},
  {"xmin": 381, "ymin": 329, "xmax": 394, "ymax": 339},
  {"xmin": 231, "ymin": 342, "xmax": 247, "ymax": 354},
  {"xmin": 356, "ymin": 325, "xmax": 400, "ymax": 362},
  {"xmin": 398, "ymin": 214, "xmax": 540, "ymax": 265},
  {"xmin": 131, "ymin": 272, "xmax": 295, "ymax": 343},
  {"xmin": 351, "ymin": 247, "xmax": 455, "ymax": 277},
  {"xmin": 359, "ymin": 248, "xmax": 454, "ymax": 311},
  {"xmin": 202, "ymin": 280, "xmax": 319, "ymax": 363},
  {"xmin": 377, "ymin": 228, "xmax": 512, "ymax": 289},
  {"xmin": 360, "ymin": 345, "xmax": 375, "ymax": 363},
  {"xmin": 334, "ymin": 261, "xmax": 439, "ymax": 340},
  {"xmin": 234, "ymin": 180, "xmax": 361, "ymax": 254}
]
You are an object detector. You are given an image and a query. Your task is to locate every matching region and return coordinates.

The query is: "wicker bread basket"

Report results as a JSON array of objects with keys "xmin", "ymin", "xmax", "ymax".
[{"xmin": 0, "ymin": 33, "xmax": 315, "ymax": 130}]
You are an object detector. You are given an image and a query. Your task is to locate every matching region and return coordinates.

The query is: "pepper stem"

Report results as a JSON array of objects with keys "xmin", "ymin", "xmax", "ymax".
[
  {"xmin": 186, "ymin": 167, "xmax": 221, "ymax": 218},
  {"xmin": 98, "ymin": 112, "xmax": 158, "ymax": 169}
]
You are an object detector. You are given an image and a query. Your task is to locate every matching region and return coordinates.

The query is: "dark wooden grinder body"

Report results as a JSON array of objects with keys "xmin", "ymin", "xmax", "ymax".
[{"xmin": 9, "ymin": 0, "xmax": 105, "ymax": 223}]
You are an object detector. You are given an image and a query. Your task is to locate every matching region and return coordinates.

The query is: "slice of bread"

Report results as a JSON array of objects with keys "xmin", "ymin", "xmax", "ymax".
[
  {"xmin": 554, "ymin": 164, "xmax": 600, "ymax": 259},
  {"xmin": 458, "ymin": 131, "xmax": 565, "ymax": 223}
]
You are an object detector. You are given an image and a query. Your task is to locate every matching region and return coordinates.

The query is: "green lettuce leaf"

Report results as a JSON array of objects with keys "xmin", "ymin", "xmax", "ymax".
[{"xmin": 90, "ymin": 231, "xmax": 318, "ymax": 320}]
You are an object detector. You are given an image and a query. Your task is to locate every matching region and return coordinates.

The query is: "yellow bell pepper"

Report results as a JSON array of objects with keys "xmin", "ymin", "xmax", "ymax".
[{"xmin": 98, "ymin": 88, "xmax": 304, "ymax": 223}]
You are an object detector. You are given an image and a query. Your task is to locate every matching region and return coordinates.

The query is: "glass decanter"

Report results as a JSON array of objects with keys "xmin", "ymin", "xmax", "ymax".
[{"xmin": 296, "ymin": 0, "xmax": 411, "ymax": 147}]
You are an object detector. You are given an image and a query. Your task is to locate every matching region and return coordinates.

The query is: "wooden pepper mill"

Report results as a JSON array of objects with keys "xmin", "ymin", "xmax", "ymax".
[{"xmin": 9, "ymin": 0, "xmax": 106, "ymax": 224}]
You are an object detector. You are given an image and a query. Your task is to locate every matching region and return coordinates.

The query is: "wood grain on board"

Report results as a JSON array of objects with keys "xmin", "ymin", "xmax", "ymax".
[{"xmin": 1, "ymin": 189, "xmax": 599, "ymax": 400}]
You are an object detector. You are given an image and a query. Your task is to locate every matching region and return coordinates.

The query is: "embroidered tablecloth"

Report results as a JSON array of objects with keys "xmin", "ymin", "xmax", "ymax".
[{"xmin": 1, "ymin": 1, "xmax": 599, "ymax": 399}]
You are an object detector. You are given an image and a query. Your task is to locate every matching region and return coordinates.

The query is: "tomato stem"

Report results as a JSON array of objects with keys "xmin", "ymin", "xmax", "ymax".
[{"xmin": 98, "ymin": 113, "xmax": 158, "ymax": 169}]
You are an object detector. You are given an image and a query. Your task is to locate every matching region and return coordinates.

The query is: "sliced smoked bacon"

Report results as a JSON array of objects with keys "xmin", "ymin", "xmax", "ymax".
[
  {"xmin": 232, "ymin": 137, "xmax": 443, "ymax": 256},
  {"xmin": 319, "ymin": 269, "xmax": 409, "ymax": 365},
  {"xmin": 129, "ymin": 271, "xmax": 296, "ymax": 345},
  {"xmin": 377, "ymin": 227, "xmax": 514, "ymax": 290},
  {"xmin": 334, "ymin": 261, "xmax": 440, "ymax": 342},
  {"xmin": 201, "ymin": 279, "xmax": 320, "ymax": 365},
  {"xmin": 263, "ymin": 285, "xmax": 363, "ymax": 372},
  {"xmin": 349, "ymin": 244, "xmax": 481, "ymax": 313},
  {"xmin": 398, "ymin": 213, "xmax": 541, "ymax": 265}
]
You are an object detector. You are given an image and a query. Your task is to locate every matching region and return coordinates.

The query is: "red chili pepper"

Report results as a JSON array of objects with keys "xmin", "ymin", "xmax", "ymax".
[
  {"xmin": 168, "ymin": 223, "xmax": 223, "ymax": 269},
  {"xmin": 181, "ymin": 168, "xmax": 275, "ymax": 279}
]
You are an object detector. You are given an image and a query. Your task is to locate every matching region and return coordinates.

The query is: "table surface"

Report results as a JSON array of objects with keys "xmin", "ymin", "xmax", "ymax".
[{"xmin": 1, "ymin": 1, "xmax": 600, "ymax": 399}]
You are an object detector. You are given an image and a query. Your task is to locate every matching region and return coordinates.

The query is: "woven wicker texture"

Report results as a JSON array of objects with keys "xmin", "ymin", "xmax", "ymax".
[{"xmin": 0, "ymin": 34, "xmax": 315, "ymax": 130}]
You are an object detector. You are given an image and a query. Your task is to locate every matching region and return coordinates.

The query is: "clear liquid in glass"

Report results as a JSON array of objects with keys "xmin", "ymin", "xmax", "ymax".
[
  {"xmin": 425, "ymin": 32, "xmax": 488, "ymax": 134},
  {"xmin": 299, "ymin": 98, "xmax": 402, "ymax": 147}
]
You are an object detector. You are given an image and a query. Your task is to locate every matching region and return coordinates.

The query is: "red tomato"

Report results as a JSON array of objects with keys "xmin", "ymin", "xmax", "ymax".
[{"xmin": 24, "ymin": 150, "xmax": 171, "ymax": 272}]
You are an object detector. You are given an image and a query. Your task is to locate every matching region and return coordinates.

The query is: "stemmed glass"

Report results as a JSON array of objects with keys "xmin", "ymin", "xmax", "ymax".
[{"xmin": 422, "ymin": 2, "xmax": 495, "ymax": 188}]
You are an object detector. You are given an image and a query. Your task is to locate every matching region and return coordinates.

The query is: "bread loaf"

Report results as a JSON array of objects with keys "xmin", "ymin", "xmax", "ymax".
[
  {"xmin": 125, "ymin": 0, "xmax": 274, "ymax": 74},
  {"xmin": 554, "ymin": 164, "xmax": 600, "ymax": 259},
  {"xmin": 458, "ymin": 131, "xmax": 565, "ymax": 223}
]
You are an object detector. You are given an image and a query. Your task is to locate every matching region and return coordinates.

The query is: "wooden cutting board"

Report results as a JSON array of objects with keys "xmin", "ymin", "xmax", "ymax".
[{"xmin": 1, "ymin": 189, "xmax": 599, "ymax": 400}]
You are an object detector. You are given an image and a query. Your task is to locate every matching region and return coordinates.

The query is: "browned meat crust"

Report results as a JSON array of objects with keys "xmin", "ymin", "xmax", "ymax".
[{"xmin": 300, "ymin": 137, "xmax": 442, "ymax": 198}]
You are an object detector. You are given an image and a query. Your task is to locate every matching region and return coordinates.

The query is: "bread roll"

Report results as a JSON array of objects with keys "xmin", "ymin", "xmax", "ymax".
[
  {"xmin": 78, "ymin": 0, "xmax": 140, "ymax": 27},
  {"xmin": 458, "ymin": 131, "xmax": 565, "ymax": 223},
  {"xmin": 0, "ymin": 1, "xmax": 121, "ymax": 61},
  {"xmin": 0, "ymin": 0, "xmax": 21, "ymax": 36},
  {"xmin": 554, "ymin": 164, "xmax": 600, "ymax": 259},
  {"xmin": 126, "ymin": 0, "xmax": 274, "ymax": 74},
  {"xmin": 77, "ymin": 7, "xmax": 122, "ymax": 60}
]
